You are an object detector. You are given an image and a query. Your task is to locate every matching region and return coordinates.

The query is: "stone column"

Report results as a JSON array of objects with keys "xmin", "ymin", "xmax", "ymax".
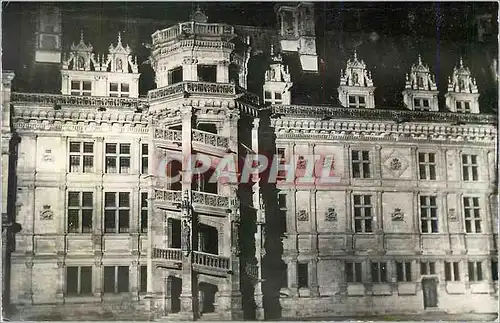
[
  {"xmin": 345, "ymin": 189, "xmax": 353, "ymax": 252},
  {"xmin": 93, "ymin": 257, "xmax": 103, "ymax": 299},
  {"xmin": 374, "ymin": 144, "xmax": 382, "ymax": 180},
  {"xmin": 182, "ymin": 57, "xmax": 198, "ymax": 82},
  {"xmin": 146, "ymin": 125, "xmax": 155, "ymax": 296},
  {"xmin": 310, "ymin": 258, "xmax": 319, "ymax": 296},
  {"xmin": 216, "ymin": 60, "xmax": 230, "ymax": 83},
  {"xmin": 375, "ymin": 191, "xmax": 384, "ymax": 251},
  {"xmin": 130, "ymin": 260, "xmax": 139, "ymax": 297},
  {"xmin": 287, "ymin": 255, "xmax": 298, "ymax": 297}
]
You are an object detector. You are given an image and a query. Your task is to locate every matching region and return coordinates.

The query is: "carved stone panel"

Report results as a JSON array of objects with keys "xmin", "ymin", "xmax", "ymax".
[
  {"xmin": 39, "ymin": 205, "xmax": 54, "ymax": 220},
  {"xmin": 325, "ymin": 207, "xmax": 337, "ymax": 222},
  {"xmin": 391, "ymin": 208, "xmax": 404, "ymax": 221},
  {"xmin": 297, "ymin": 209, "xmax": 309, "ymax": 221}
]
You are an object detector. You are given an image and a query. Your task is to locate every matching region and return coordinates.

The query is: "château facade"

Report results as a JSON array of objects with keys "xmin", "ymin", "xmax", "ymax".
[{"xmin": 1, "ymin": 2, "xmax": 498, "ymax": 321}]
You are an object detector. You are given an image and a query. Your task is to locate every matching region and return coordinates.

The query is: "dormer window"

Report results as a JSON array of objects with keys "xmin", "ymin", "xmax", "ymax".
[
  {"xmin": 414, "ymin": 98, "xmax": 430, "ymax": 111},
  {"xmin": 71, "ymin": 81, "xmax": 91, "ymax": 96},
  {"xmin": 109, "ymin": 83, "xmax": 129, "ymax": 98},
  {"xmin": 264, "ymin": 91, "xmax": 283, "ymax": 105},
  {"xmin": 456, "ymin": 101, "xmax": 471, "ymax": 113},
  {"xmin": 348, "ymin": 95, "xmax": 366, "ymax": 108}
]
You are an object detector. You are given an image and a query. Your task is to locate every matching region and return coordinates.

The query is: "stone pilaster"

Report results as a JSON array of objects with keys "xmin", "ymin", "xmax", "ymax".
[
  {"xmin": 287, "ymin": 256, "xmax": 298, "ymax": 297},
  {"xmin": 93, "ymin": 257, "xmax": 103, "ymax": 299},
  {"xmin": 310, "ymin": 258, "xmax": 319, "ymax": 296},
  {"xmin": 56, "ymin": 258, "xmax": 65, "ymax": 303},
  {"xmin": 216, "ymin": 60, "xmax": 230, "ymax": 83},
  {"xmin": 182, "ymin": 57, "xmax": 198, "ymax": 82}
]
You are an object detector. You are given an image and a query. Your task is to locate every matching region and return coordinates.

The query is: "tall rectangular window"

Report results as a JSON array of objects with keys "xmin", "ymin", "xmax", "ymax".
[
  {"xmin": 105, "ymin": 143, "xmax": 131, "ymax": 174},
  {"xmin": 197, "ymin": 65, "xmax": 217, "ymax": 82},
  {"xmin": 103, "ymin": 266, "xmax": 129, "ymax": 293},
  {"xmin": 69, "ymin": 142, "xmax": 94, "ymax": 173},
  {"xmin": 370, "ymin": 262, "xmax": 387, "ymax": 283},
  {"xmin": 444, "ymin": 261, "xmax": 460, "ymax": 281},
  {"xmin": 420, "ymin": 196, "xmax": 438, "ymax": 233},
  {"xmin": 353, "ymin": 194, "xmax": 373, "ymax": 233},
  {"xmin": 71, "ymin": 80, "xmax": 91, "ymax": 96},
  {"xmin": 418, "ymin": 152, "xmax": 436, "ymax": 180},
  {"xmin": 351, "ymin": 150, "xmax": 371, "ymax": 178},
  {"xmin": 348, "ymin": 95, "xmax": 366, "ymax": 108},
  {"xmin": 66, "ymin": 266, "xmax": 92, "ymax": 296},
  {"xmin": 104, "ymin": 192, "xmax": 130, "ymax": 233},
  {"xmin": 67, "ymin": 192, "xmax": 93, "ymax": 233},
  {"xmin": 168, "ymin": 66, "xmax": 183, "ymax": 84},
  {"xmin": 276, "ymin": 148, "xmax": 286, "ymax": 179},
  {"xmin": 396, "ymin": 261, "xmax": 412, "ymax": 282},
  {"xmin": 414, "ymin": 98, "xmax": 430, "ymax": 111},
  {"xmin": 345, "ymin": 262, "xmax": 363, "ymax": 283},
  {"xmin": 468, "ymin": 261, "xmax": 483, "ymax": 282},
  {"xmin": 141, "ymin": 144, "xmax": 149, "ymax": 174},
  {"xmin": 456, "ymin": 101, "xmax": 471, "ymax": 113},
  {"xmin": 462, "ymin": 154, "xmax": 479, "ymax": 181},
  {"xmin": 463, "ymin": 197, "xmax": 481, "ymax": 233},
  {"xmin": 491, "ymin": 261, "xmax": 498, "ymax": 281},
  {"xmin": 140, "ymin": 265, "xmax": 147, "ymax": 293},
  {"xmin": 109, "ymin": 83, "xmax": 129, "ymax": 97},
  {"xmin": 278, "ymin": 193, "xmax": 287, "ymax": 234},
  {"xmin": 141, "ymin": 192, "xmax": 148, "ymax": 233},
  {"xmin": 297, "ymin": 263, "xmax": 309, "ymax": 288},
  {"xmin": 420, "ymin": 261, "xmax": 436, "ymax": 275}
]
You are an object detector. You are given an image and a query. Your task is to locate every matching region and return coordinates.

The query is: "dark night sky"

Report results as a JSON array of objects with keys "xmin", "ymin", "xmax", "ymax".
[{"xmin": 2, "ymin": 2, "xmax": 498, "ymax": 111}]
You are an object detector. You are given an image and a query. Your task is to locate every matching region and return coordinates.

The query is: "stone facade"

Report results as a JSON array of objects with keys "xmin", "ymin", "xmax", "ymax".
[{"xmin": 2, "ymin": 3, "xmax": 498, "ymax": 321}]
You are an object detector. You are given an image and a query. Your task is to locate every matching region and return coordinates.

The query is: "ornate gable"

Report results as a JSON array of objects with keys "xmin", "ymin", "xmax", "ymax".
[
  {"xmin": 62, "ymin": 31, "xmax": 98, "ymax": 71},
  {"xmin": 104, "ymin": 32, "xmax": 139, "ymax": 74},
  {"xmin": 338, "ymin": 50, "xmax": 376, "ymax": 109},
  {"xmin": 263, "ymin": 45, "xmax": 293, "ymax": 105},
  {"xmin": 447, "ymin": 58, "xmax": 478, "ymax": 94},
  {"xmin": 402, "ymin": 55, "xmax": 439, "ymax": 111},
  {"xmin": 340, "ymin": 50, "xmax": 374, "ymax": 87},
  {"xmin": 445, "ymin": 58, "xmax": 480, "ymax": 114}
]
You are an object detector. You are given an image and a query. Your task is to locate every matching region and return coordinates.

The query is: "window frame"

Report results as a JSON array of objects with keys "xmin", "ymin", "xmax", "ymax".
[
  {"xmin": 348, "ymin": 95, "xmax": 366, "ymax": 108},
  {"xmin": 103, "ymin": 265, "xmax": 129, "ymax": 294},
  {"xmin": 70, "ymin": 80, "xmax": 92, "ymax": 96},
  {"xmin": 468, "ymin": 261, "xmax": 484, "ymax": 282},
  {"xmin": 69, "ymin": 141, "xmax": 95, "ymax": 173},
  {"xmin": 420, "ymin": 261, "xmax": 436, "ymax": 275},
  {"xmin": 351, "ymin": 150, "xmax": 371, "ymax": 179},
  {"xmin": 461, "ymin": 154, "xmax": 479, "ymax": 181},
  {"xmin": 455, "ymin": 100, "xmax": 471, "ymax": 113},
  {"xmin": 396, "ymin": 261, "xmax": 412, "ymax": 282},
  {"xmin": 297, "ymin": 262, "xmax": 309, "ymax": 288},
  {"xmin": 67, "ymin": 191, "xmax": 93, "ymax": 233},
  {"xmin": 352, "ymin": 194, "xmax": 373, "ymax": 233},
  {"xmin": 463, "ymin": 196, "xmax": 482, "ymax": 233},
  {"xmin": 413, "ymin": 98, "xmax": 431, "ymax": 111},
  {"xmin": 66, "ymin": 266, "xmax": 93, "ymax": 296},
  {"xmin": 420, "ymin": 195, "xmax": 439, "ymax": 233},
  {"xmin": 345, "ymin": 261, "xmax": 363, "ymax": 283},
  {"xmin": 418, "ymin": 152, "xmax": 437, "ymax": 180},
  {"xmin": 444, "ymin": 261, "xmax": 460, "ymax": 281},
  {"xmin": 104, "ymin": 192, "xmax": 131, "ymax": 234},
  {"xmin": 140, "ymin": 192, "xmax": 148, "ymax": 234},
  {"xmin": 105, "ymin": 143, "xmax": 131, "ymax": 174},
  {"xmin": 139, "ymin": 265, "xmax": 147, "ymax": 293},
  {"xmin": 370, "ymin": 262, "xmax": 388, "ymax": 283},
  {"xmin": 141, "ymin": 143, "xmax": 149, "ymax": 175}
]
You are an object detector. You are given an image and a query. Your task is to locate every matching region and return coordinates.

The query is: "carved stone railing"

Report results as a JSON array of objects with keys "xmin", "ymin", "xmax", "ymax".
[
  {"xmin": 192, "ymin": 129, "xmax": 229, "ymax": 149},
  {"xmin": 148, "ymin": 81, "xmax": 236, "ymax": 101},
  {"xmin": 152, "ymin": 22, "xmax": 235, "ymax": 45},
  {"xmin": 245, "ymin": 263, "xmax": 259, "ymax": 280},
  {"xmin": 154, "ymin": 128, "xmax": 182, "ymax": 142},
  {"xmin": 192, "ymin": 191, "xmax": 230, "ymax": 209},
  {"xmin": 11, "ymin": 92, "xmax": 145, "ymax": 109},
  {"xmin": 154, "ymin": 189, "xmax": 182, "ymax": 203},
  {"xmin": 236, "ymin": 85, "xmax": 260, "ymax": 106},
  {"xmin": 193, "ymin": 251, "xmax": 230, "ymax": 270},
  {"xmin": 153, "ymin": 247, "xmax": 183, "ymax": 262},
  {"xmin": 270, "ymin": 104, "xmax": 497, "ymax": 125}
]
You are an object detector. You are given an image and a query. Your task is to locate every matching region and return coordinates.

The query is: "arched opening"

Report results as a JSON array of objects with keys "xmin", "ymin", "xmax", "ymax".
[
  {"xmin": 192, "ymin": 165, "xmax": 217, "ymax": 194},
  {"xmin": 198, "ymin": 282, "xmax": 218, "ymax": 314},
  {"xmin": 165, "ymin": 159, "xmax": 182, "ymax": 191},
  {"xmin": 168, "ymin": 276, "xmax": 182, "ymax": 313}
]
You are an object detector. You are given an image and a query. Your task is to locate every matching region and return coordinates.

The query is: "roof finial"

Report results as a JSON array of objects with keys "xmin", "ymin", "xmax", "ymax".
[
  {"xmin": 270, "ymin": 44, "xmax": 274, "ymax": 56},
  {"xmin": 353, "ymin": 49, "xmax": 358, "ymax": 61},
  {"xmin": 117, "ymin": 31, "xmax": 122, "ymax": 45},
  {"xmin": 80, "ymin": 30, "xmax": 84, "ymax": 43},
  {"xmin": 459, "ymin": 57, "xmax": 464, "ymax": 68},
  {"xmin": 418, "ymin": 54, "xmax": 422, "ymax": 65}
]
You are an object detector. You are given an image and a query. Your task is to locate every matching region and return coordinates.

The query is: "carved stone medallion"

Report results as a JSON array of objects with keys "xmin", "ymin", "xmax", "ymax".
[
  {"xmin": 391, "ymin": 208, "xmax": 404, "ymax": 221},
  {"xmin": 325, "ymin": 207, "xmax": 337, "ymax": 222},
  {"xmin": 39, "ymin": 205, "xmax": 54, "ymax": 220},
  {"xmin": 297, "ymin": 209, "xmax": 309, "ymax": 221}
]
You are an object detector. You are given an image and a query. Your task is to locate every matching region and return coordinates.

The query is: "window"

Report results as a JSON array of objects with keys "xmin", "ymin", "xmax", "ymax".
[
  {"xmin": 353, "ymin": 194, "xmax": 373, "ymax": 233},
  {"xmin": 371, "ymin": 262, "xmax": 387, "ymax": 283},
  {"xmin": 351, "ymin": 150, "xmax": 371, "ymax": 178},
  {"xmin": 278, "ymin": 193, "xmax": 287, "ymax": 234},
  {"xmin": 141, "ymin": 144, "xmax": 149, "ymax": 174},
  {"xmin": 67, "ymin": 192, "xmax": 93, "ymax": 233},
  {"xmin": 463, "ymin": 197, "xmax": 481, "ymax": 233},
  {"xmin": 168, "ymin": 66, "xmax": 183, "ymax": 84},
  {"xmin": 105, "ymin": 143, "xmax": 131, "ymax": 174},
  {"xmin": 420, "ymin": 261, "xmax": 436, "ymax": 275},
  {"xmin": 348, "ymin": 95, "xmax": 366, "ymax": 108},
  {"xmin": 297, "ymin": 263, "xmax": 309, "ymax": 288},
  {"xmin": 462, "ymin": 154, "xmax": 479, "ymax": 181},
  {"xmin": 66, "ymin": 266, "xmax": 92, "ymax": 296},
  {"xmin": 491, "ymin": 261, "xmax": 498, "ymax": 281},
  {"xmin": 69, "ymin": 142, "xmax": 94, "ymax": 173},
  {"xmin": 456, "ymin": 101, "xmax": 471, "ymax": 113},
  {"xmin": 141, "ymin": 192, "xmax": 148, "ymax": 234},
  {"xmin": 71, "ymin": 80, "xmax": 92, "ymax": 96},
  {"xmin": 468, "ymin": 261, "xmax": 483, "ymax": 282},
  {"xmin": 104, "ymin": 192, "xmax": 130, "ymax": 233},
  {"xmin": 396, "ymin": 261, "xmax": 412, "ymax": 282},
  {"xmin": 197, "ymin": 65, "xmax": 217, "ymax": 82},
  {"xmin": 414, "ymin": 98, "xmax": 430, "ymax": 111},
  {"xmin": 103, "ymin": 266, "xmax": 129, "ymax": 293},
  {"xmin": 275, "ymin": 92, "xmax": 282, "ymax": 102},
  {"xmin": 444, "ymin": 261, "xmax": 460, "ymax": 281},
  {"xmin": 109, "ymin": 83, "xmax": 130, "ymax": 97},
  {"xmin": 418, "ymin": 152, "xmax": 436, "ymax": 180},
  {"xmin": 420, "ymin": 196, "xmax": 438, "ymax": 233},
  {"xmin": 345, "ymin": 262, "xmax": 363, "ymax": 283},
  {"xmin": 140, "ymin": 265, "xmax": 147, "ymax": 293},
  {"xmin": 264, "ymin": 91, "xmax": 283, "ymax": 105},
  {"xmin": 276, "ymin": 148, "xmax": 286, "ymax": 179}
]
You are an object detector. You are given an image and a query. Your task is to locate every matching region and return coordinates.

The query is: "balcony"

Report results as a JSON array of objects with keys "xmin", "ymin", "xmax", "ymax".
[
  {"xmin": 154, "ymin": 189, "xmax": 182, "ymax": 210},
  {"xmin": 153, "ymin": 128, "xmax": 183, "ymax": 149},
  {"xmin": 152, "ymin": 247, "xmax": 183, "ymax": 269},
  {"xmin": 193, "ymin": 251, "xmax": 231, "ymax": 277},
  {"xmin": 11, "ymin": 92, "xmax": 145, "ymax": 109},
  {"xmin": 152, "ymin": 22, "xmax": 235, "ymax": 46},
  {"xmin": 147, "ymin": 81, "xmax": 259, "ymax": 108},
  {"xmin": 192, "ymin": 191, "xmax": 231, "ymax": 216},
  {"xmin": 192, "ymin": 129, "xmax": 229, "ymax": 152}
]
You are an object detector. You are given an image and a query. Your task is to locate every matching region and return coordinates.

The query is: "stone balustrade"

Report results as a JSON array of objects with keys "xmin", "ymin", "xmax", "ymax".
[
  {"xmin": 154, "ymin": 189, "xmax": 182, "ymax": 203},
  {"xmin": 192, "ymin": 191, "xmax": 230, "ymax": 209},
  {"xmin": 148, "ymin": 81, "xmax": 236, "ymax": 101},
  {"xmin": 152, "ymin": 247, "xmax": 183, "ymax": 261},
  {"xmin": 152, "ymin": 21, "xmax": 234, "ymax": 45},
  {"xmin": 153, "ymin": 128, "xmax": 182, "ymax": 142},
  {"xmin": 193, "ymin": 251, "xmax": 230, "ymax": 270},
  {"xmin": 192, "ymin": 129, "xmax": 229, "ymax": 149},
  {"xmin": 11, "ymin": 92, "xmax": 145, "ymax": 109}
]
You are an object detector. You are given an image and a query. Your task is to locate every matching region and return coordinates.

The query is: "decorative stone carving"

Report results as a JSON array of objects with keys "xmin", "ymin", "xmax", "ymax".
[
  {"xmin": 391, "ymin": 208, "xmax": 404, "ymax": 221},
  {"xmin": 389, "ymin": 158, "xmax": 402, "ymax": 170},
  {"xmin": 41, "ymin": 149, "xmax": 53, "ymax": 162},
  {"xmin": 183, "ymin": 56, "xmax": 198, "ymax": 65},
  {"xmin": 297, "ymin": 209, "xmax": 309, "ymax": 221},
  {"xmin": 383, "ymin": 150, "xmax": 409, "ymax": 178},
  {"xmin": 181, "ymin": 220, "xmax": 191, "ymax": 252},
  {"xmin": 325, "ymin": 207, "xmax": 337, "ymax": 222},
  {"xmin": 448, "ymin": 208, "xmax": 457, "ymax": 221},
  {"xmin": 232, "ymin": 221, "xmax": 240, "ymax": 256},
  {"xmin": 39, "ymin": 205, "xmax": 53, "ymax": 220}
]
